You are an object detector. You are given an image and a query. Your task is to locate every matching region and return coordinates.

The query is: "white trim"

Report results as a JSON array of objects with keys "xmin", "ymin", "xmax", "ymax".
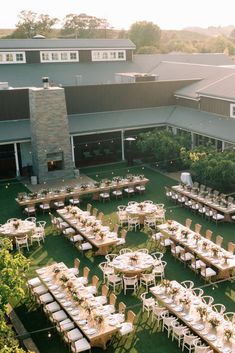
[
  {"xmin": 230, "ymin": 103, "xmax": 235, "ymax": 118},
  {"xmin": 70, "ymin": 136, "xmax": 75, "ymax": 164},
  {"xmin": 121, "ymin": 130, "xmax": 125, "ymax": 160},
  {"xmin": 40, "ymin": 50, "xmax": 79, "ymax": 63},
  {"xmin": 91, "ymin": 50, "xmax": 126, "ymax": 61},
  {"xmin": 0, "ymin": 51, "xmax": 26, "ymax": 64},
  {"xmin": 14, "ymin": 142, "xmax": 20, "ymax": 176},
  {"xmin": 0, "ymin": 139, "xmax": 30, "ymax": 145},
  {"xmin": 175, "ymin": 94, "xmax": 199, "ymax": 101}
]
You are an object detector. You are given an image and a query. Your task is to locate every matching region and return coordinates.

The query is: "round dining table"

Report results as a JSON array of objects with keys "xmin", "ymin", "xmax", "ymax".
[
  {"xmin": 125, "ymin": 202, "xmax": 159, "ymax": 223},
  {"xmin": 0, "ymin": 219, "xmax": 35, "ymax": 241},
  {"xmin": 111, "ymin": 251, "xmax": 154, "ymax": 276}
]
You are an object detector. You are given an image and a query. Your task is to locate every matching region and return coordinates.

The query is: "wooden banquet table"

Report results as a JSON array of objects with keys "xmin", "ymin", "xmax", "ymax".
[
  {"xmin": 151, "ymin": 281, "xmax": 235, "ymax": 353},
  {"xmin": 171, "ymin": 185, "xmax": 235, "ymax": 222},
  {"xmin": 57, "ymin": 207, "xmax": 119, "ymax": 255},
  {"xmin": 0, "ymin": 219, "xmax": 35, "ymax": 241},
  {"xmin": 111, "ymin": 251, "xmax": 155, "ymax": 276},
  {"xmin": 15, "ymin": 177, "xmax": 149, "ymax": 208},
  {"xmin": 158, "ymin": 221, "xmax": 235, "ymax": 279},
  {"xmin": 36, "ymin": 262, "xmax": 121, "ymax": 349}
]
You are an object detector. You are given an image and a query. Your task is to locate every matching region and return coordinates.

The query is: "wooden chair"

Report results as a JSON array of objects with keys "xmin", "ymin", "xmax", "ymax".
[
  {"xmin": 194, "ymin": 223, "xmax": 202, "ymax": 234},
  {"xmin": 227, "ymin": 242, "xmax": 235, "ymax": 254},
  {"xmin": 215, "ymin": 235, "xmax": 223, "ymax": 247},
  {"xmin": 185, "ymin": 218, "xmax": 192, "ymax": 229},
  {"xmin": 205, "ymin": 229, "xmax": 213, "ymax": 241}
]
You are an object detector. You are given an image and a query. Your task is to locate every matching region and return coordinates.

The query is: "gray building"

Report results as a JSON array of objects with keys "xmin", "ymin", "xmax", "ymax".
[{"xmin": 0, "ymin": 39, "xmax": 235, "ymax": 182}]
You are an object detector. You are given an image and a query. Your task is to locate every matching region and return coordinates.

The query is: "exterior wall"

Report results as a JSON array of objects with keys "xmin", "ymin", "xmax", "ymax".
[
  {"xmin": 176, "ymin": 97, "xmax": 199, "ymax": 109},
  {"xmin": 20, "ymin": 142, "xmax": 32, "ymax": 168},
  {"xmin": 25, "ymin": 51, "xmax": 41, "ymax": 64},
  {"xmin": 29, "ymin": 87, "xmax": 74, "ymax": 182},
  {"xmin": 126, "ymin": 50, "xmax": 133, "ymax": 61},
  {"xmin": 0, "ymin": 89, "xmax": 29, "ymax": 121},
  {"xmin": 79, "ymin": 50, "xmax": 92, "ymax": 62},
  {"xmin": 200, "ymin": 96, "xmax": 230, "ymax": 117},
  {"xmin": 64, "ymin": 80, "xmax": 196, "ymax": 115}
]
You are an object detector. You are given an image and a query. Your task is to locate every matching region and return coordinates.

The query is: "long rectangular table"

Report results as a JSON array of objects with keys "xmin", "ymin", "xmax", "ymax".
[
  {"xmin": 158, "ymin": 221, "xmax": 235, "ymax": 279},
  {"xmin": 150, "ymin": 281, "xmax": 234, "ymax": 353},
  {"xmin": 16, "ymin": 177, "xmax": 149, "ymax": 207},
  {"xmin": 171, "ymin": 185, "xmax": 235, "ymax": 222},
  {"xmin": 36, "ymin": 262, "xmax": 119, "ymax": 349},
  {"xmin": 57, "ymin": 207, "xmax": 119, "ymax": 255}
]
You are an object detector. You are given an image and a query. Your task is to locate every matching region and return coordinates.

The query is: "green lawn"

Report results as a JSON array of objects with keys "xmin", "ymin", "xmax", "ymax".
[{"xmin": 0, "ymin": 164, "xmax": 234, "ymax": 353}]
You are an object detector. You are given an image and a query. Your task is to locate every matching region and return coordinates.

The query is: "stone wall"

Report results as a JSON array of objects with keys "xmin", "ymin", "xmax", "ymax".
[{"xmin": 29, "ymin": 87, "xmax": 74, "ymax": 183}]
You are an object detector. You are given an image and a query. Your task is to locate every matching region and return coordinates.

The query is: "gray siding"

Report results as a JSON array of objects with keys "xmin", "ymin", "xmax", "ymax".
[
  {"xmin": 26, "ymin": 51, "xmax": 41, "ymax": 64},
  {"xmin": 200, "ymin": 96, "xmax": 230, "ymax": 117},
  {"xmin": 79, "ymin": 50, "xmax": 92, "ymax": 62},
  {"xmin": 64, "ymin": 80, "xmax": 196, "ymax": 115},
  {"xmin": 0, "ymin": 89, "xmax": 29, "ymax": 121},
  {"xmin": 126, "ymin": 50, "xmax": 133, "ymax": 61},
  {"xmin": 176, "ymin": 97, "xmax": 199, "ymax": 109}
]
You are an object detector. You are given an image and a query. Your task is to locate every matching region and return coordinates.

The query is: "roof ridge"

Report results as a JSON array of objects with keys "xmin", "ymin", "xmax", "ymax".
[{"xmin": 197, "ymin": 72, "xmax": 235, "ymax": 94}]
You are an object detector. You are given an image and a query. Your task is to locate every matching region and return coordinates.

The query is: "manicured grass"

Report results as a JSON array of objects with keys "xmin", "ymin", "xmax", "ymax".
[{"xmin": 1, "ymin": 164, "xmax": 234, "ymax": 353}]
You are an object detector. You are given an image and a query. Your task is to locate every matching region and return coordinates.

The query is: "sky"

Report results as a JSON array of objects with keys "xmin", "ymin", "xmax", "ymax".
[{"xmin": 1, "ymin": 0, "xmax": 235, "ymax": 30}]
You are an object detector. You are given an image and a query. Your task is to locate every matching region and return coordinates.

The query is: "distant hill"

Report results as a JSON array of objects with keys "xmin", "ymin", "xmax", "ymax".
[
  {"xmin": 183, "ymin": 26, "xmax": 235, "ymax": 38},
  {"xmin": 0, "ymin": 29, "xmax": 14, "ymax": 37},
  {"xmin": 162, "ymin": 29, "xmax": 209, "ymax": 41}
]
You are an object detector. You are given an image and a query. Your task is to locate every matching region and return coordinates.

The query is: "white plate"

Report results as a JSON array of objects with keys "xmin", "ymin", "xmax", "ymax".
[
  {"xmin": 86, "ymin": 328, "xmax": 97, "ymax": 335},
  {"xmin": 193, "ymin": 324, "xmax": 204, "ymax": 331},
  {"xmin": 78, "ymin": 320, "xmax": 87, "ymax": 326},
  {"xmin": 174, "ymin": 306, "xmax": 183, "ymax": 312},
  {"xmin": 206, "ymin": 334, "xmax": 217, "ymax": 341},
  {"xmin": 55, "ymin": 293, "xmax": 65, "ymax": 299},
  {"xmin": 165, "ymin": 298, "xmax": 173, "ymax": 304},
  {"xmin": 71, "ymin": 310, "xmax": 80, "ymax": 316}
]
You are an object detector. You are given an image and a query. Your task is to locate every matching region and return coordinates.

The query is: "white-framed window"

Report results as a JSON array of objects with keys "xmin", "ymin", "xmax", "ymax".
[
  {"xmin": 0, "ymin": 52, "xmax": 26, "ymax": 64},
  {"xmin": 91, "ymin": 50, "xmax": 126, "ymax": 61},
  {"xmin": 230, "ymin": 103, "xmax": 235, "ymax": 118},
  {"xmin": 40, "ymin": 51, "xmax": 79, "ymax": 63}
]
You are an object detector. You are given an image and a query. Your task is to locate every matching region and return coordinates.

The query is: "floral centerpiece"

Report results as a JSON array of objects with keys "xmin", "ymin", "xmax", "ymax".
[
  {"xmin": 94, "ymin": 314, "xmax": 104, "ymax": 327},
  {"xmin": 71, "ymin": 208, "xmax": 77, "ymax": 216},
  {"xmin": 98, "ymin": 232, "xmax": 106, "ymax": 240},
  {"xmin": 160, "ymin": 279, "xmax": 171, "ymax": 293},
  {"xmin": 179, "ymin": 296, "xmax": 191, "ymax": 309},
  {"xmin": 129, "ymin": 253, "xmax": 139, "ymax": 265},
  {"xmin": 53, "ymin": 266, "xmax": 61, "ymax": 274},
  {"xmin": 138, "ymin": 202, "xmax": 145, "ymax": 211},
  {"xmin": 169, "ymin": 287, "xmax": 179, "ymax": 299},
  {"xmin": 202, "ymin": 241, "xmax": 208, "ymax": 251},
  {"xmin": 168, "ymin": 225, "xmax": 178, "ymax": 233},
  {"xmin": 59, "ymin": 274, "xmax": 69, "ymax": 283},
  {"xmin": 40, "ymin": 188, "xmax": 49, "ymax": 196},
  {"xmin": 83, "ymin": 303, "xmax": 92, "ymax": 315},
  {"xmin": 104, "ymin": 179, "xmax": 112, "ymax": 186},
  {"xmin": 223, "ymin": 254, "xmax": 231, "ymax": 264},
  {"xmin": 12, "ymin": 220, "xmax": 20, "ymax": 230},
  {"xmin": 54, "ymin": 189, "xmax": 61, "ymax": 194},
  {"xmin": 139, "ymin": 174, "xmax": 145, "ymax": 180},
  {"xmin": 196, "ymin": 305, "xmax": 208, "ymax": 321},
  {"xmin": 208, "ymin": 316, "xmax": 221, "ymax": 329},
  {"xmin": 224, "ymin": 328, "xmax": 234, "ymax": 342},
  {"xmin": 193, "ymin": 233, "xmax": 201, "ymax": 243},
  {"xmin": 181, "ymin": 229, "xmax": 190, "ymax": 239},
  {"xmin": 113, "ymin": 176, "xmax": 122, "ymax": 183},
  {"xmin": 94, "ymin": 181, "xmax": 101, "ymax": 188},
  {"xmin": 28, "ymin": 192, "xmax": 38, "ymax": 199},
  {"xmin": 81, "ymin": 218, "xmax": 87, "ymax": 226},
  {"xmin": 211, "ymin": 246, "xmax": 220, "ymax": 258},
  {"xmin": 126, "ymin": 174, "xmax": 134, "ymax": 182},
  {"xmin": 80, "ymin": 184, "xmax": 88, "ymax": 190},
  {"xmin": 66, "ymin": 186, "xmax": 74, "ymax": 193},
  {"xmin": 92, "ymin": 226, "xmax": 100, "ymax": 233},
  {"xmin": 72, "ymin": 293, "xmax": 84, "ymax": 306},
  {"xmin": 17, "ymin": 193, "xmax": 26, "ymax": 201}
]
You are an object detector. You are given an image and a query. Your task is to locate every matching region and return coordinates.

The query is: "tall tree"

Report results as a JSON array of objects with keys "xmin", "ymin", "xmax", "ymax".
[
  {"xmin": 61, "ymin": 13, "xmax": 111, "ymax": 38},
  {"xmin": 129, "ymin": 21, "xmax": 161, "ymax": 51},
  {"xmin": 10, "ymin": 10, "xmax": 58, "ymax": 38},
  {"xmin": 0, "ymin": 238, "xmax": 29, "ymax": 351}
]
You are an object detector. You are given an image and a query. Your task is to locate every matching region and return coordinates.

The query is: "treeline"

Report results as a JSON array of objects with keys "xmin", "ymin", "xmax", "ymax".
[{"xmin": 3, "ymin": 10, "xmax": 235, "ymax": 55}]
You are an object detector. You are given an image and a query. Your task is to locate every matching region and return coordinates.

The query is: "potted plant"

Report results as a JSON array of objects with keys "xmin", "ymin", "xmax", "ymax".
[{"xmin": 211, "ymin": 246, "xmax": 220, "ymax": 258}]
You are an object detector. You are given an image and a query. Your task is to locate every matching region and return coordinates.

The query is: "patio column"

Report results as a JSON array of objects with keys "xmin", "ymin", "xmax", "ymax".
[
  {"xmin": 70, "ymin": 136, "xmax": 75, "ymax": 165},
  {"xmin": 121, "ymin": 130, "xmax": 125, "ymax": 160},
  {"xmin": 221, "ymin": 141, "xmax": 225, "ymax": 151},
  {"xmin": 191, "ymin": 132, "xmax": 196, "ymax": 148},
  {"xmin": 14, "ymin": 142, "xmax": 20, "ymax": 177}
]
